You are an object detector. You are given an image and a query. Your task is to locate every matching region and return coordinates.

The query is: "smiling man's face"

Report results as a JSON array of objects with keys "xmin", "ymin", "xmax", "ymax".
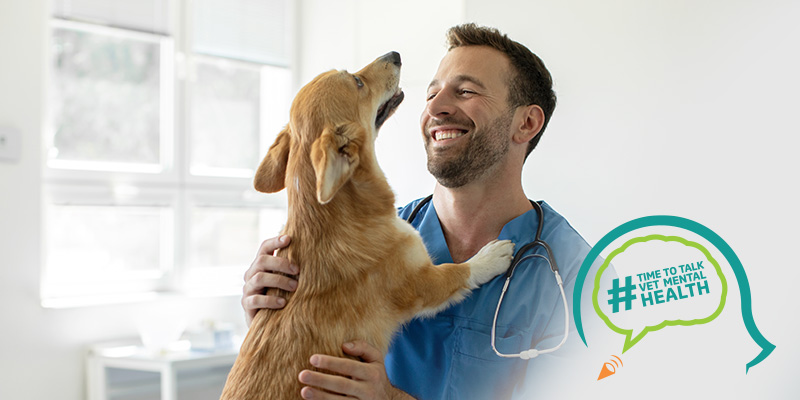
[{"xmin": 421, "ymin": 45, "xmax": 517, "ymax": 188}]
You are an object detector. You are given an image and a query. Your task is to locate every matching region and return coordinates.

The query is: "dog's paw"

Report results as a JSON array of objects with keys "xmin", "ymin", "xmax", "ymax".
[{"xmin": 466, "ymin": 239, "xmax": 515, "ymax": 288}]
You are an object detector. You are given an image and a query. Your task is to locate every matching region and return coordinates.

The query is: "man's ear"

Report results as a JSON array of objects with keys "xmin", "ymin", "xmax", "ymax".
[
  {"xmin": 254, "ymin": 126, "xmax": 292, "ymax": 193},
  {"xmin": 512, "ymin": 104, "xmax": 545, "ymax": 144},
  {"xmin": 310, "ymin": 123, "xmax": 363, "ymax": 204}
]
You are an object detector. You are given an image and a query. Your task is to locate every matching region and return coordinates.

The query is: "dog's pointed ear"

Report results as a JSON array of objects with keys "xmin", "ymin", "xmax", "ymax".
[
  {"xmin": 254, "ymin": 126, "xmax": 292, "ymax": 193},
  {"xmin": 310, "ymin": 123, "xmax": 363, "ymax": 204}
]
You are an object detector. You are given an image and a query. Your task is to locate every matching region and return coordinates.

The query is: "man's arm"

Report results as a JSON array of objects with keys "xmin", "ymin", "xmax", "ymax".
[
  {"xmin": 241, "ymin": 235, "xmax": 299, "ymax": 326},
  {"xmin": 298, "ymin": 340, "xmax": 415, "ymax": 400}
]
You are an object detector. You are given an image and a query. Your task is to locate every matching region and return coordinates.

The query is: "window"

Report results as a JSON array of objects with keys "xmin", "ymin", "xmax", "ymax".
[
  {"xmin": 50, "ymin": 21, "xmax": 169, "ymax": 172},
  {"xmin": 43, "ymin": 0, "xmax": 293, "ymax": 306}
]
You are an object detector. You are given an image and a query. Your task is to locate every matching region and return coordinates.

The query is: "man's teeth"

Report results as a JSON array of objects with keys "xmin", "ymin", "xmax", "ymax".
[{"xmin": 435, "ymin": 130, "xmax": 465, "ymax": 140}]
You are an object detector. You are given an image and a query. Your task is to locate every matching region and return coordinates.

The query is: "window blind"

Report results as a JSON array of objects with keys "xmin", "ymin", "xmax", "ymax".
[
  {"xmin": 192, "ymin": 0, "xmax": 290, "ymax": 66},
  {"xmin": 52, "ymin": 0, "xmax": 170, "ymax": 34}
]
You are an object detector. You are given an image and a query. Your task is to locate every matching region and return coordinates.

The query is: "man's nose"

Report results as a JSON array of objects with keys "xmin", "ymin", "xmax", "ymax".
[{"xmin": 425, "ymin": 90, "xmax": 457, "ymax": 117}]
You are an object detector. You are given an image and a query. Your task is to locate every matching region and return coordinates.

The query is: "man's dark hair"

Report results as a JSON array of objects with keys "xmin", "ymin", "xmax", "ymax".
[{"xmin": 446, "ymin": 23, "xmax": 557, "ymax": 158}]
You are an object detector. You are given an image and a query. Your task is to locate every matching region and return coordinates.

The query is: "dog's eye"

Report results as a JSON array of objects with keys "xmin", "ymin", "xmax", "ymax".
[{"xmin": 353, "ymin": 75, "xmax": 364, "ymax": 88}]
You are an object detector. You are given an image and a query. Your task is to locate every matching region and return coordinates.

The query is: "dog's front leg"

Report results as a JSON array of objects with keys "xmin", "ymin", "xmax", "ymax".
[
  {"xmin": 463, "ymin": 239, "xmax": 515, "ymax": 288},
  {"xmin": 412, "ymin": 240, "xmax": 514, "ymax": 317}
]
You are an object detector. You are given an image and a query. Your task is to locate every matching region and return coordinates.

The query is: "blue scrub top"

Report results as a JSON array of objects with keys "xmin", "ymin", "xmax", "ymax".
[{"xmin": 386, "ymin": 197, "xmax": 595, "ymax": 399}]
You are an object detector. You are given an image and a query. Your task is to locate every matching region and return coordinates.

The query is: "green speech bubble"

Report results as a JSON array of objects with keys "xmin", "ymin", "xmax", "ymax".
[
  {"xmin": 592, "ymin": 234, "xmax": 728, "ymax": 353},
  {"xmin": 575, "ymin": 215, "xmax": 775, "ymax": 373}
]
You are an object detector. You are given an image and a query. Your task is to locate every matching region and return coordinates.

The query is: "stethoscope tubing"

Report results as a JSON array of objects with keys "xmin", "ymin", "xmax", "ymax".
[
  {"xmin": 406, "ymin": 195, "xmax": 570, "ymax": 360},
  {"xmin": 492, "ymin": 254, "xmax": 569, "ymax": 359}
]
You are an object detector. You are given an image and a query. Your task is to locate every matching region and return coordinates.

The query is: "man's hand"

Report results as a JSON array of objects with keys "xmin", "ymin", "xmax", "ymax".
[
  {"xmin": 242, "ymin": 235, "xmax": 299, "ymax": 326},
  {"xmin": 298, "ymin": 340, "xmax": 414, "ymax": 400}
]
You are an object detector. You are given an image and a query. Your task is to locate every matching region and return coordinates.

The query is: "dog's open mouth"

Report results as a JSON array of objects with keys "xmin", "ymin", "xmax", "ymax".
[{"xmin": 375, "ymin": 90, "xmax": 405, "ymax": 129}]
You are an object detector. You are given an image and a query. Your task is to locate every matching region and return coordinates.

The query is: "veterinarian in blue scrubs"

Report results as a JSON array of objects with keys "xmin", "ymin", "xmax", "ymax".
[
  {"xmin": 242, "ymin": 23, "xmax": 602, "ymax": 399},
  {"xmin": 386, "ymin": 198, "xmax": 593, "ymax": 399}
]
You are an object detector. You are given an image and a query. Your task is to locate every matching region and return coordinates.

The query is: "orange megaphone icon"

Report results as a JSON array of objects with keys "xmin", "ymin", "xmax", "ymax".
[{"xmin": 597, "ymin": 355, "xmax": 623, "ymax": 380}]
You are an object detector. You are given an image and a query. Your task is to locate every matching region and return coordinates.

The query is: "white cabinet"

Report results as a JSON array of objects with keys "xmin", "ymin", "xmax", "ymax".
[{"xmin": 87, "ymin": 342, "xmax": 238, "ymax": 400}]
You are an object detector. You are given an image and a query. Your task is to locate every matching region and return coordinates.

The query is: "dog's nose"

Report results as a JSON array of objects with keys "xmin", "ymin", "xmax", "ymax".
[{"xmin": 380, "ymin": 51, "xmax": 402, "ymax": 67}]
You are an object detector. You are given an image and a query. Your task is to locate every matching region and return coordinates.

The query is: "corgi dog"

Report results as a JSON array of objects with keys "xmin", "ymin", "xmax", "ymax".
[{"xmin": 220, "ymin": 52, "xmax": 513, "ymax": 399}]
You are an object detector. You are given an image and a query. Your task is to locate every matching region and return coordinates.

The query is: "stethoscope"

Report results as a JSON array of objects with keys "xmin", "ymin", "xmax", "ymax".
[{"xmin": 406, "ymin": 195, "xmax": 569, "ymax": 360}]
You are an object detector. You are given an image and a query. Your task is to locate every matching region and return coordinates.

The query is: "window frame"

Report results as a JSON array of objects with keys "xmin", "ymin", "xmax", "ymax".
[
  {"xmin": 42, "ymin": 1, "xmax": 294, "ymax": 308},
  {"xmin": 46, "ymin": 18, "xmax": 177, "ymax": 183}
]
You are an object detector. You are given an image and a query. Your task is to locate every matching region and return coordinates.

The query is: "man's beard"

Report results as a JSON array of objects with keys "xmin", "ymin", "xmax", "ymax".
[{"xmin": 425, "ymin": 113, "xmax": 512, "ymax": 188}]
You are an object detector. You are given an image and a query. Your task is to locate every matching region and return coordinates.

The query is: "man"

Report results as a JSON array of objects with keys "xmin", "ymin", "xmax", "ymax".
[{"xmin": 242, "ymin": 24, "xmax": 595, "ymax": 399}]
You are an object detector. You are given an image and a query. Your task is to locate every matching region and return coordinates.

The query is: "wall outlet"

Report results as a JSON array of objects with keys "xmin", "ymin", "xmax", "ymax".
[{"xmin": 0, "ymin": 126, "xmax": 22, "ymax": 163}]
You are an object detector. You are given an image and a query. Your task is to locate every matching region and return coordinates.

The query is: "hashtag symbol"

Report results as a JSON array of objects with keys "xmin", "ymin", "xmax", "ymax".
[{"xmin": 607, "ymin": 276, "xmax": 636, "ymax": 313}]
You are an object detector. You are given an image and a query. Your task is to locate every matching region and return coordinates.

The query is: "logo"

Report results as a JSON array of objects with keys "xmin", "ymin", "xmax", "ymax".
[
  {"xmin": 573, "ymin": 215, "xmax": 774, "ymax": 373},
  {"xmin": 606, "ymin": 275, "xmax": 636, "ymax": 313},
  {"xmin": 593, "ymin": 234, "xmax": 728, "ymax": 353},
  {"xmin": 597, "ymin": 355, "xmax": 623, "ymax": 381}
]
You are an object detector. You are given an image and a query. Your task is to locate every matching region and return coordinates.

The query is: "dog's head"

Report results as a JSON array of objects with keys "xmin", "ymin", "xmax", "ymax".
[{"xmin": 254, "ymin": 52, "xmax": 404, "ymax": 204}]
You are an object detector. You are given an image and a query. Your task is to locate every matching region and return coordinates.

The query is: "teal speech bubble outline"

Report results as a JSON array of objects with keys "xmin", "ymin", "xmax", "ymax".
[
  {"xmin": 574, "ymin": 215, "xmax": 775, "ymax": 373},
  {"xmin": 592, "ymin": 234, "xmax": 728, "ymax": 353}
]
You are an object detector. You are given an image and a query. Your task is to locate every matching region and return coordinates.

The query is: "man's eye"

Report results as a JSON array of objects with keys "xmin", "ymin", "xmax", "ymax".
[
  {"xmin": 354, "ymin": 75, "xmax": 364, "ymax": 88},
  {"xmin": 426, "ymin": 92, "xmax": 437, "ymax": 100},
  {"xmin": 460, "ymin": 89, "xmax": 476, "ymax": 95}
]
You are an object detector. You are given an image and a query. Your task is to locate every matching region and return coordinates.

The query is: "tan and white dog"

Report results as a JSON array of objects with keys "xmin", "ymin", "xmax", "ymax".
[{"xmin": 220, "ymin": 52, "xmax": 514, "ymax": 399}]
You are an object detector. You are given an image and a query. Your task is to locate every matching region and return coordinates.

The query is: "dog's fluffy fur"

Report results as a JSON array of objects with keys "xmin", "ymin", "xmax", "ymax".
[{"xmin": 220, "ymin": 52, "xmax": 514, "ymax": 399}]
